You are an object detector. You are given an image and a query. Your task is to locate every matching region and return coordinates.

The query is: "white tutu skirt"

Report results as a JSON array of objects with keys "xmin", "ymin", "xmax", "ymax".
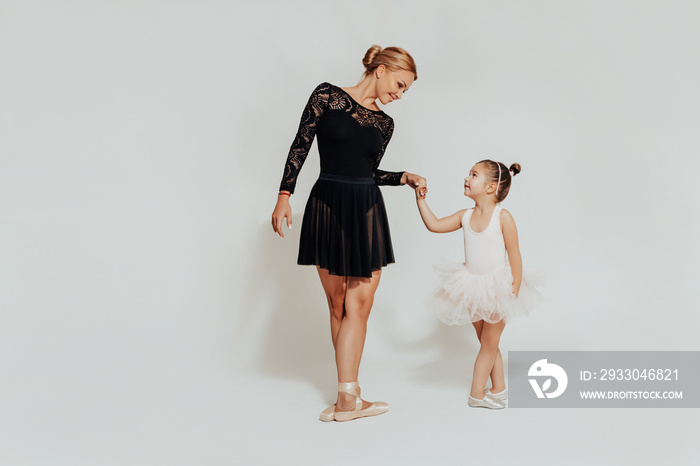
[{"xmin": 430, "ymin": 261, "xmax": 544, "ymax": 326}]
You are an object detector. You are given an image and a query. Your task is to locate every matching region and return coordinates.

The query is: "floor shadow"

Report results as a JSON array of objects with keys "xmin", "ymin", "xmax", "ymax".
[
  {"xmin": 237, "ymin": 217, "xmax": 336, "ymax": 398},
  {"xmin": 405, "ymin": 322, "xmax": 520, "ymax": 389},
  {"xmin": 398, "ymin": 321, "xmax": 483, "ymax": 389}
]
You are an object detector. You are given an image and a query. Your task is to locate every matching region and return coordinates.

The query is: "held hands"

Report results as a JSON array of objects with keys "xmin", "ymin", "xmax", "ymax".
[
  {"xmin": 271, "ymin": 193, "xmax": 292, "ymax": 238},
  {"xmin": 402, "ymin": 172, "xmax": 427, "ymax": 200},
  {"xmin": 402, "ymin": 172, "xmax": 427, "ymax": 190},
  {"xmin": 414, "ymin": 179, "xmax": 427, "ymax": 200}
]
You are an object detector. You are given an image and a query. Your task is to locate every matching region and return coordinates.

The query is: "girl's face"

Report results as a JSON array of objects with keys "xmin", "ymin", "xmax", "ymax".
[
  {"xmin": 464, "ymin": 163, "xmax": 494, "ymax": 199},
  {"xmin": 375, "ymin": 66, "xmax": 415, "ymax": 105}
]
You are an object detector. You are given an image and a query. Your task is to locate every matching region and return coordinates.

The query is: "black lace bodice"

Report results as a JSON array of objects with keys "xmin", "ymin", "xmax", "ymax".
[{"xmin": 279, "ymin": 82, "xmax": 405, "ymax": 194}]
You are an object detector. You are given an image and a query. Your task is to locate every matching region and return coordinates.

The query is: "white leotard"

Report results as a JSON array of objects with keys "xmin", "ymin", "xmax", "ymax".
[{"xmin": 462, "ymin": 206, "xmax": 507, "ymax": 275}]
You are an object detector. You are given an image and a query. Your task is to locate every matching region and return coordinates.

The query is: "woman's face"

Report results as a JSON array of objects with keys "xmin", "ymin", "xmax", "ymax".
[{"xmin": 375, "ymin": 66, "xmax": 415, "ymax": 105}]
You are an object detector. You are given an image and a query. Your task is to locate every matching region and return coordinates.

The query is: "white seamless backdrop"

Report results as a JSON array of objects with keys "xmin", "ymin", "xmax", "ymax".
[{"xmin": 1, "ymin": 1, "xmax": 699, "ymax": 465}]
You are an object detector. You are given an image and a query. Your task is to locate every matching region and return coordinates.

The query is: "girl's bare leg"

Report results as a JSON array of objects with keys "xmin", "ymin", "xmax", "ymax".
[
  {"xmin": 317, "ymin": 267, "xmax": 382, "ymax": 411},
  {"xmin": 470, "ymin": 320, "xmax": 506, "ymax": 399},
  {"xmin": 472, "ymin": 320, "xmax": 506, "ymax": 393}
]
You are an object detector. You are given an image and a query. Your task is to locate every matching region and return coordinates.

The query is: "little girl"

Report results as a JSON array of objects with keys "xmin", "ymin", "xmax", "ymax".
[{"xmin": 415, "ymin": 160, "xmax": 541, "ymax": 409}]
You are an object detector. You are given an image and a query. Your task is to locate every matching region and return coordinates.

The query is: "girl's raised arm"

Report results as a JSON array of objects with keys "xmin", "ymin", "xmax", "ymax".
[
  {"xmin": 501, "ymin": 209, "xmax": 522, "ymax": 296},
  {"xmin": 415, "ymin": 186, "xmax": 465, "ymax": 233}
]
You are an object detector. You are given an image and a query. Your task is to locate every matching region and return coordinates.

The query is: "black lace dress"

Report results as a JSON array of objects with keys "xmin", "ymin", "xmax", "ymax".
[{"xmin": 279, "ymin": 82, "xmax": 405, "ymax": 278}]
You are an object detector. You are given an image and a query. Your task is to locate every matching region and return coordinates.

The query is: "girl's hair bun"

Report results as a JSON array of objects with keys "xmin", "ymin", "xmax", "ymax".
[
  {"xmin": 363, "ymin": 45, "xmax": 383, "ymax": 70},
  {"xmin": 509, "ymin": 163, "xmax": 521, "ymax": 177}
]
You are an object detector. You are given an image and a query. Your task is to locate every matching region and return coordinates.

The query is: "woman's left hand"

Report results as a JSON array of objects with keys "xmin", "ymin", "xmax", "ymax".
[
  {"xmin": 402, "ymin": 172, "xmax": 426, "ymax": 190},
  {"xmin": 512, "ymin": 283, "xmax": 520, "ymax": 297}
]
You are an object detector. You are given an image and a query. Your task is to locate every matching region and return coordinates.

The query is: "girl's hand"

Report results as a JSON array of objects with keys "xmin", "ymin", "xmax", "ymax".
[
  {"xmin": 271, "ymin": 193, "xmax": 292, "ymax": 238},
  {"xmin": 512, "ymin": 283, "xmax": 520, "ymax": 297},
  {"xmin": 415, "ymin": 180, "xmax": 427, "ymax": 200},
  {"xmin": 402, "ymin": 172, "xmax": 427, "ymax": 190}
]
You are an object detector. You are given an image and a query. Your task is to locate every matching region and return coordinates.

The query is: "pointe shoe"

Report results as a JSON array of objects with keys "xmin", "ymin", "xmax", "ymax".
[
  {"xmin": 333, "ymin": 382, "xmax": 389, "ymax": 422},
  {"xmin": 468, "ymin": 394, "xmax": 505, "ymax": 409},
  {"xmin": 484, "ymin": 387, "xmax": 508, "ymax": 402},
  {"xmin": 319, "ymin": 404, "xmax": 336, "ymax": 422}
]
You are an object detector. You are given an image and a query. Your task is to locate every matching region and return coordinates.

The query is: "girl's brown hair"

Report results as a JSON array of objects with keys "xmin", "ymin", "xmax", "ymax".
[
  {"xmin": 477, "ymin": 160, "xmax": 521, "ymax": 202},
  {"xmin": 362, "ymin": 45, "xmax": 418, "ymax": 80}
]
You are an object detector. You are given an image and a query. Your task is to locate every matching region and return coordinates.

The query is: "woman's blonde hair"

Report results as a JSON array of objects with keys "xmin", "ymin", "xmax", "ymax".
[{"xmin": 362, "ymin": 45, "xmax": 417, "ymax": 80}]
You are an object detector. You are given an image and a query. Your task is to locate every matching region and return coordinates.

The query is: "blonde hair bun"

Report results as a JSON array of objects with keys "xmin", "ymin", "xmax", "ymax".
[
  {"xmin": 361, "ymin": 45, "xmax": 417, "ymax": 80},
  {"xmin": 363, "ymin": 45, "xmax": 383, "ymax": 70}
]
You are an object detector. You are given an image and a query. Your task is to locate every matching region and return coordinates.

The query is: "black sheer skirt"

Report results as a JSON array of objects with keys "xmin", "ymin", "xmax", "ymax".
[{"xmin": 298, "ymin": 173, "xmax": 395, "ymax": 278}]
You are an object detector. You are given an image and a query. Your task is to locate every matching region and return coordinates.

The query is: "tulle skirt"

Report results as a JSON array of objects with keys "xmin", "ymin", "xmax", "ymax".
[
  {"xmin": 430, "ymin": 261, "xmax": 543, "ymax": 325},
  {"xmin": 298, "ymin": 173, "xmax": 394, "ymax": 278}
]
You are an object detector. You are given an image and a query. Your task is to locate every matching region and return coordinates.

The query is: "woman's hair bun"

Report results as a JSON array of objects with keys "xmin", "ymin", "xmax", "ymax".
[
  {"xmin": 361, "ymin": 45, "xmax": 417, "ymax": 80},
  {"xmin": 363, "ymin": 45, "xmax": 383, "ymax": 70},
  {"xmin": 509, "ymin": 163, "xmax": 521, "ymax": 177}
]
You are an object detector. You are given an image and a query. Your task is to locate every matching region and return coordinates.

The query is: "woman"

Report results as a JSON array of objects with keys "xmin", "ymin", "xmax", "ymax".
[{"xmin": 271, "ymin": 45, "xmax": 425, "ymax": 422}]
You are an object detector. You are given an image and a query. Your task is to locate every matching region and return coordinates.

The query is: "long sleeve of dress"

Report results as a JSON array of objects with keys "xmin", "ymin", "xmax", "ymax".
[
  {"xmin": 372, "ymin": 119, "xmax": 405, "ymax": 186},
  {"xmin": 278, "ymin": 83, "xmax": 331, "ymax": 194}
]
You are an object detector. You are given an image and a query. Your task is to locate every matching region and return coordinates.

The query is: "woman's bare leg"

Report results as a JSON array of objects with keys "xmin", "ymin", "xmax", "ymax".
[
  {"xmin": 317, "ymin": 268, "xmax": 382, "ymax": 411},
  {"xmin": 336, "ymin": 270, "xmax": 381, "ymax": 380},
  {"xmin": 472, "ymin": 320, "xmax": 506, "ymax": 393},
  {"xmin": 317, "ymin": 267, "xmax": 347, "ymax": 348},
  {"xmin": 470, "ymin": 320, "xmax": 506, "ymax": 399}
]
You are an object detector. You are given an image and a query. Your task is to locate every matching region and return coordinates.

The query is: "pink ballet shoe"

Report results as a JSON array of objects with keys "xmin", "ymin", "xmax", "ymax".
[
  {"xmin": 333, "ymin": 382, "xmax": 389, "ymax": 422},
  {"xmin": 319, "ymin": 404, "xmax": 336, "ymax": 422}
]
